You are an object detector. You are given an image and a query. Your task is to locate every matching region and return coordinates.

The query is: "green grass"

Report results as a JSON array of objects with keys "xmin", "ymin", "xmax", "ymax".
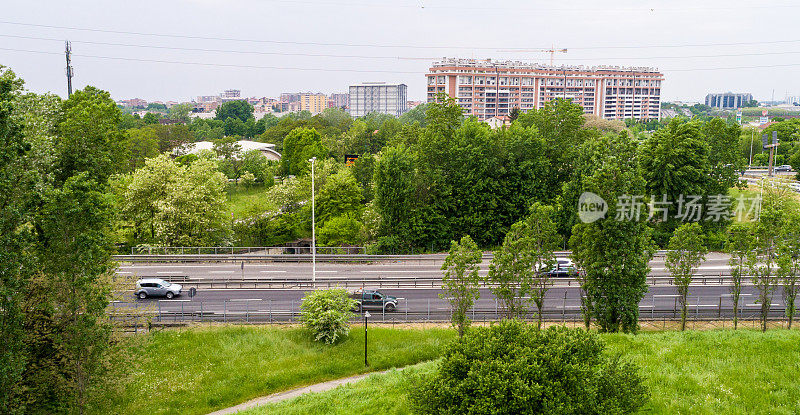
[
  {"xmin": 226, "ymin": 184, "xmax": 275, "ymax": 220},
  {"xmin": 244, "ymin": 329, "xmax": 800, "ymax": 415},
  {"xmin": 91, "ymin": 325, "xmax": 455, "ymax": 415}
]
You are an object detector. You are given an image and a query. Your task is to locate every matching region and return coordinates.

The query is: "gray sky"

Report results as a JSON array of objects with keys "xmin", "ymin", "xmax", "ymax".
[{"xmin": 2, "ymin": 0, "xmax": 800, "ymax": 103}]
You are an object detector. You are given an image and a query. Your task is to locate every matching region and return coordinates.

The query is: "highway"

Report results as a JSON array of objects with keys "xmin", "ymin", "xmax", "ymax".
[{"xmin": 111, "ymin": 253, "xmax": 792, "ymax": 323}]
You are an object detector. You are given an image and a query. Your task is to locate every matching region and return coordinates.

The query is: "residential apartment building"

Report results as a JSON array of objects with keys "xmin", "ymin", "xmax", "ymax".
[
  {"xmin": 329, "ymin": 93, "xmax": 349, "ymax": 109},
  {"xmin": 300, "ymin": 93, "xmax": 328, "ymax": 114},
  {"xmin": 705, "ymin": 92, "xmax": 753, "ymax": 109},
  {"xmin": 220, "ymin": 89, "xmax": 242, "ymax": 101},
  {"xmin": 426, "ymin": 58, "xmax": 663, "ymax": 121},
  {"xmin": 348, "ymin": 82, "xmax": 408, "ymax": 117}
]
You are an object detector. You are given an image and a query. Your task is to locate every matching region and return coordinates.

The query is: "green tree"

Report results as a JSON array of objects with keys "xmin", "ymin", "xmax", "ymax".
[
  {"xmin": 440, "ymin": 235, "xmax": 482, "ymax": 337},
  {"xmin": 569, "ymin": 132, "xmax": 654, "ymax": 333},
  {"xmin": 56, "ymin": 86, "xmax": 126, "ymax": 184},
  {"xmin": 777, "ymin": 212, "xmax": 800, "ymax": 329},
  {"xmin": 299, "ymin": 289, "xmax": 356, "ymax": 344},
  {"xmin": 239, "ymin": 149, "xmax": 274, "ymax": 184},
  {"xmin": 280, "ymin": 127, "xmax": 328, "ymax": 176},
  {"xmin": 0, "ymin": 65, "xmax": 35, "ymax": 414},
  {"xmin": 115, "ymin": 154, "xmax": 228, "ymax": 246},
  {"xmin": 168, "ymin": 103, "xmax": 192, "ymax": 124},
  {"xmin": 141, "ymin": 112, "xmax": 160, "ymax": 125},
  {"xmin": 316, "ymin": 168, "xmax": 363, "ymax": 224},
  {"xmin": 666, "ymin": 223, "xmax": 708, "ymax": 331},
  {"xmin": 409, "ymin": 320, "xmax": 648, "ymax": 415},
  {"xmin": 425, "ymin": 93, "xmax": 463, "ymax": 137},
  {"xmin": 215, "ymin": 100, "xmax": 254, "ymax": 123},
  {"xmin": 726, "ymin": 223, "xmax": 755, "ymax": 330},
  {"xmin": 524, "ymin": 203, "xmax": 561, "ymax": 329},
  {"xmin": 213, "ymin": 136, "xmax": 243, "ymax": 179},
  {"xmin": 122, "ymin": 127, "xmax": 159, "ymax": 172},
  {"xmin": 317, "ymin": 215, "xmax": 363, "ymax": 246},
  {"xmin": 487, "ymin": 221, "xmax": 535, "ymax": 319}
]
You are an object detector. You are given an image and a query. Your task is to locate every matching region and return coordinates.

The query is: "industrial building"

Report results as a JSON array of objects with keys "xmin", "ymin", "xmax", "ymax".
[{"xmin": 348, "ymin": 82, "xmax": 408, "ymax": 117}]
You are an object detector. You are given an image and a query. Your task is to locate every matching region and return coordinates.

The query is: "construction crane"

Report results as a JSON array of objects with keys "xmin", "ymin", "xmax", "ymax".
[{"xmin": 498, "ymin": 46, "xmax": 568, "ymax": 66}]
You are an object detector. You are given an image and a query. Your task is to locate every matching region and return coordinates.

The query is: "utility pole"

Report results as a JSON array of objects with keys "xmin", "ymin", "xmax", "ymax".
[
  {"xmin": 763, "ymin": 131, "xmax": 779, "ymax": 176},
  {"xmin": 65, "ymin": 41, "xmax": 73, "ymax": 97},
  {"xmin": 309, "ymin": 157, "xmax": 317, "ymax": 287}
]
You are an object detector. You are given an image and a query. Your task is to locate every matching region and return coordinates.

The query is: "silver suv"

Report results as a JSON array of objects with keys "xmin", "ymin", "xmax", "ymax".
[{"xmin": 135, "ymin": 278, "xmax": 182, "ymax": 299}]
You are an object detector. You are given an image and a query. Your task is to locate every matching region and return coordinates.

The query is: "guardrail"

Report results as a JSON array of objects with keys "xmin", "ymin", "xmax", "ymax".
[
  {"xmin": 108, "ymin": 294, "xmax": 789, "ymax": 326},
  {"xmin": 113, "ymin": 250, "xmax": 670, "ymax": 263},
  {"xmin": 137, "ymin": 273, "xmax": 759, "ymax": 290}
]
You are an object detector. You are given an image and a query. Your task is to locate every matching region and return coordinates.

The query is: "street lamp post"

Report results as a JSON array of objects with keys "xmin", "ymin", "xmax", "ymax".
[
  {"xmin": 364, "ymin": 311, "xmax": 371, "ymax": 366},
  {"xmin": 309, "ymin": 157, "xmax": 317, "ymax": 287}
]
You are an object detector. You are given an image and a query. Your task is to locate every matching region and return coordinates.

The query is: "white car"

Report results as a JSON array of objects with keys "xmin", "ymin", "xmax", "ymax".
[{"xmin": 135, "ymin": 278, "xmax": 182, "ymax": 299}]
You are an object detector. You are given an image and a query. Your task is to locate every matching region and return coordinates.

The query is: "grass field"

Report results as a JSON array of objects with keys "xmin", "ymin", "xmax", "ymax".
[
  {"xmin": 91, "ymin": 325, "xmax": 455, "ymax": 415},
  {"xmin": 226, "ymin": 184, "xmax": 275, "ymax": 220},
  {"xmin": 248, "ymin": 329, "xmax": 800, "ymax": 415}
]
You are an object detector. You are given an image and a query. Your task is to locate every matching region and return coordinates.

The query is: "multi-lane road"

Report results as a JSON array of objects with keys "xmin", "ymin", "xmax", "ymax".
[{"xmin": 111, "ymin": 253, "xmax": 791, "ymax": 323}]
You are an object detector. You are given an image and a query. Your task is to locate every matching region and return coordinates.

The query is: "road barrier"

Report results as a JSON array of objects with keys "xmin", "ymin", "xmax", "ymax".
[
  {"xmin": 108, "ymin": 294, "xmax": 789, "ymax": 327},
  {"xmin": 113, "ymin": 250, "xmax": 669, "ymax": 264}
]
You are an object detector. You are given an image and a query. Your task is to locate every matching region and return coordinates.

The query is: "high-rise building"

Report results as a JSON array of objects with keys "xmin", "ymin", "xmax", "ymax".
[
  {"xmin": 705, "ymin": 92, "xmax": 753, "ymax": 109},
  {"xmin": 329, "ymin": 93, "xmax": 350, "ymax": 109},
  {"xmin": 280, "ymin": 93, "xmax": 302, "ymax": 103},
  {"xmin": 427, "ymin": 58, "xmax": 663, "ymax": 121},
  {"xmin": 348, "ymin": 82, "xmax": 408, "ymax": 117},
  {"xmin": 220, "ymin": 89, "xmax": 242, "ymax": 101},
  {"xmin": 300, "ymin": 93, "xmax": 328, "ymax": 114}
]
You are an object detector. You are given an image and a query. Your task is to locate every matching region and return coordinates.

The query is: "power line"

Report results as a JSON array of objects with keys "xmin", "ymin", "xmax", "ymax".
[
  {"xmin": 6, "ymin": 33, "xmax": 800, "ymax": 62},
  {"xmin": 4, "ymin": 46, "xmax": 800, "ymax": 73},
  {"xmin": 4, "ymin": 20, "xmax": 800, "ymax": 52}
]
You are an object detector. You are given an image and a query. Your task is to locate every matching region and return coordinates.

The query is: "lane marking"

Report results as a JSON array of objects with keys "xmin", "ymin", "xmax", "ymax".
[
  {"xmin": 210, "ymin": 271, "xmax": 235, "ymax": 274},
  {"xmin": 260, "ymin": 270, "xmax": 287, "ymax": 273}
]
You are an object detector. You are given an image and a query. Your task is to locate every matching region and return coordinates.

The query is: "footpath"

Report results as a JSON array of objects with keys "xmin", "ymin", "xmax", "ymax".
[{"xmin": 206, "ymin": 370, "xmax": 389, "ymax": 415}]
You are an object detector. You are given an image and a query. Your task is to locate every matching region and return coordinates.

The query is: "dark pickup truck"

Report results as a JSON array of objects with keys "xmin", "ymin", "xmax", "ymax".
[{"xmin": 349, "ymin": 289, "xmax": 398, "ymax": 312}]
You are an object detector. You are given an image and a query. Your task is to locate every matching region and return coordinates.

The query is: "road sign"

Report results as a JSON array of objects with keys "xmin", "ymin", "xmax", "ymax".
[{"xmin": 189, "ymin": 287, "xmax": 197, "ymax": 298}]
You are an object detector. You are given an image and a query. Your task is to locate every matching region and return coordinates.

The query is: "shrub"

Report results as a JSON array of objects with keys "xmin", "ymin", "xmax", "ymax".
[
  {"xmin": 300, "ymin": 289, "xmax": 356, "ymax": 344},
  {"xmin": 239, "ymin": 171, "xmax": 256, "ymax": 187},
  {"xmin": 409, "ymin": 320, "xmax": 648, "ymax": 415}
]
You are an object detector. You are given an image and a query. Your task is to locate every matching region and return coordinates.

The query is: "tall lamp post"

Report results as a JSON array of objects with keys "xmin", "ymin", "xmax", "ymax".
[
  {"xmin": 364, "ymin": 311, "xmax": 371, "ymax": 366},
  {"xmin": 309, "ymin": 157, "xmax": 317, "ymax": 287}
]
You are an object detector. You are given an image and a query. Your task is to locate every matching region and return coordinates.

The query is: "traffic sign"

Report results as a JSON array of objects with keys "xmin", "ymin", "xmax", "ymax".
[{"xmin": 189, "ymin": 287, "xmax": 197, "ymax": 298}]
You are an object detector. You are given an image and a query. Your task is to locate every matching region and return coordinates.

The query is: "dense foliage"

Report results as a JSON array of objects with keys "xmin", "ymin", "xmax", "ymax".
[
  {"xmin": 409, "ymin": 320, "xmax": 648, "ymax": 415},
  {"xmin": 300, "ymin": 289, "xmax": 357, "ymax": 344}
]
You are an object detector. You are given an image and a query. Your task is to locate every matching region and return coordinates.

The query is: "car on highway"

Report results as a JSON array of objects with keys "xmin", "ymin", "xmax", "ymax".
[
  {"xmin": 545, "ymin": 258, "xmax": 580, "ymax": 278},
  {"xmin": 775, "ymin": 164, "xmax": 793, "ymax": 173},
  {"xmin": 349, "ymin": 289, "xmax": 398, "ymax": 312},
  {"xmin": 135, "ymin": 278, "xmax": 182, "ymax": 299}
]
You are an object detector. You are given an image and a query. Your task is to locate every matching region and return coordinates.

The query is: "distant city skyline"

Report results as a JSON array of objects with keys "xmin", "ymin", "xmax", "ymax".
[{"xmin": 4, "ymin": 0, "xmax": 800, "ymax": 103}]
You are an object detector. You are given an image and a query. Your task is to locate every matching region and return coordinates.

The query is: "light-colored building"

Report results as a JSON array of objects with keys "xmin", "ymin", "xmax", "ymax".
[
  {"xmin": 427, "ymin": 58, "xmax": 663, "ymax": 121},
  {"xmin": 348, "ymin": 82, "xmax": 408, "ymax": 117},
  {"xmin": 180, "ymin": 140, "xmax": 281, "ymax": 161},
  {"xmin": 329, "ymin": 93, "xmax": 349, "ymax": 109},
  {"xmin": 705, "ymin": 92, "xmax": 753, "ymax": 109},
  {"xmin": 300, "ymin": 93, "xmax": 328, "ymax": 114},
  {"xmin": 220, "ymin": 89, "xmax": 242, "ymax": 102}
]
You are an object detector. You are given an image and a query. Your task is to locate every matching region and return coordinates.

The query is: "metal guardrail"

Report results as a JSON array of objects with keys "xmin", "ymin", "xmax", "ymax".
[
  {"xmin": 113, "ymin": 250, "xmax": 669, "ymax": 263},
  {"xmin": 130, "ymin": 246, "xmax": 368, "ymax": 255},
  {"xmin": 138, "ymin": 273, "xmax": 762, "ymax": 290}
]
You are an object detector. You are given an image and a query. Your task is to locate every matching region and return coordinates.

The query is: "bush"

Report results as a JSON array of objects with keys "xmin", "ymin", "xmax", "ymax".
[
  {"xmin": 300, "ymin": 289, "xmax": 357, "ymax": 344},
  {"xmin": 239, "ymin": 171, "xmax": 256, "ymax": 187},
  {"xmin": 409, "ymin": 320, "xmax": 648, "ymax": 415}
]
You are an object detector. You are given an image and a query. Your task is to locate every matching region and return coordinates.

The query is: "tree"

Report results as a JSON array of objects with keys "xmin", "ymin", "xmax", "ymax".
[
  {"xmin": 409, "ymin": 320, "xmax": 648, "ymax": 415},
  {"xmin": 749, "ymin": 181, "xmax": 795, "ymax": 332},
  {"xmin": 122, "ymin": 127, "xmax": 159, "ymax": 172},
  {"xmin": 299, "ymin": 289, "xmax": 356, "ymax": 344},
  {"xmin": 525, "ymin": 203, "xmax": 561, "ymax": 329},
  {"xmin": 0, "ymin": 65, "xmax": 35, "ymax": 414},
  {"xmin": 777, "ymin": 213, "xmax": 800, "ymax": 329},
  {"xmin": 487, "ymin": 221, "xmax": 535, "ymax": 319},
  {"xmin": 665, "ymin": 223, "xmax": 707, "ymax": 331},
  {"xmin": 317, "ymin": 215, "xmax": 363, "ymax": 246},
  {"xmin": 726, "ymin": 223, "xmax": 755, "ymax": 330},
  {"xmin": 115, "ymin": 154, "xmax": 228, "ymax": 246},
  {"xmin": 215, "ymin": 100, "xmax": 254, "ymax": 123},
  {"xmin": 141, "ymin": 112, "xmax": 160, "ymax": 125},
  {"xmin": 280, "ymin": 127, "xmax": 328, "ymax": 176},
  {"xmin": 440, "ymin": 235, "xmax": 482, "ymax": 337},
  {"xmin": 213, "ymin": 136, "xmax": 243, "ymax": 179},
  {"xmin": 168, "ymin": 103, "xmax": 192, "ymax": 124},
  {"xmin": 56, "ymin": 86, "xmax": 126, "ymax": 184},
  {"xmin": 570, "ymin": 132, "xmax": 654, "ymax": 333},
  {"xmin": 316, "ymin": 168, "xmax": 363, "ymax": 224}
]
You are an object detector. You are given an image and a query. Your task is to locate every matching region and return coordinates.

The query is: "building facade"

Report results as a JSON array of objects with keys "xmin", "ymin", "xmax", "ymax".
[
  {"xmin": 705, "ymin": 92, "xmax": 753, "ymax": 109},
  {"xmin": 300, "ymin": 93, "xmax": 328, "ymax": 114},
  {"xmin": 348, "ymin": 82, "xmax": 408, "ymax": 117},
  {"xmin": 329, "ymin": 93, "xmax": 350, "ymax": 109},
  {"xmin": 426, "ymin": 58, "xmax": 663, "ymax": 121}
]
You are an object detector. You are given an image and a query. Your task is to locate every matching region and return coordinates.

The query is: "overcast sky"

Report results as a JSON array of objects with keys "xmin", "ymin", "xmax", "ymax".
[{"xmin": 2, "ymin": 0, "xmax": 800, "ymax": 103}]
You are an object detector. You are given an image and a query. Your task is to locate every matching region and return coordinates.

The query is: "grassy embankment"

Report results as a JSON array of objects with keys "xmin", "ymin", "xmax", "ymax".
[
  {"xmin": 248, "ymin": 329, "xmax": 800, "ymax": 415},
  {"xmin": 92, "ymin": 325, "xmax": 455, "ymax": 415},
  {"xmin": 226, "ymin": 184, "xmax": 275, "ymax": 221}
]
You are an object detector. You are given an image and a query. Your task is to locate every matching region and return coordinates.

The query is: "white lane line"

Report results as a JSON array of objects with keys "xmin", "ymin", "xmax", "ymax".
[
  {"xmin": 210, "ymin": 271, "xmax": 236, "ymax": 274},
  {"xmin": 260, "ymin": 270, "xmax": 287, "ymax": 273},
  {"xmin": 120, "ymin": 265, "xmax": 217, "ymax": 268}
]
